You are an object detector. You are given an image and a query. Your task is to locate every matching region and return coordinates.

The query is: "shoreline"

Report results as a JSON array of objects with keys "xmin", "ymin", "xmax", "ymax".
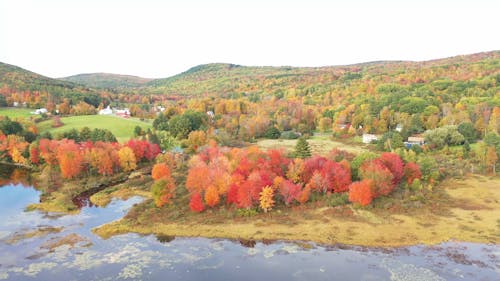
[{"xmin": 93, "ymin": 176, "xmax": 500, "ymax": 247}]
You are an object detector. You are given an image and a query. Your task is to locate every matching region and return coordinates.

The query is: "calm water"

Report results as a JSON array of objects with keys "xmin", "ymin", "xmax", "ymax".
[{"xmin": 0, "ymin": 173, "xmax": 498, "ymax": 280}]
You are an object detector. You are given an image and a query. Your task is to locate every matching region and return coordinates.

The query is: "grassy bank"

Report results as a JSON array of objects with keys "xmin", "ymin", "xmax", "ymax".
[
  {"xmin": 37, "ymin": 115, "xmax": 152, "ymax": 143},
  {"xmin": 93, "ymin": 175, "xmax": 500, "ymax": 247},
  {"xmin": 257, "ymin": 135, "xmax": 369, "ymax": 156}
]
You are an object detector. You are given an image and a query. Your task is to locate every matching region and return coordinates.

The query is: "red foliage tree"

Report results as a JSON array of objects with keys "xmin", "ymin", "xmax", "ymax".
[
  {"xmin": 359, "ymin": 160, "xmax": 395, "ymax": 196},
  {"xmin": 227, "ymin": 183, "xmax": 240, "ymax": 205},
  {"xmin": 278, "ymin": 179, "xmax": 301, "ymax": 205},
  {"xmin": 324, "ymin": 160, "xmax": 352, "ymax": 193},
  {"xmin": 234, "ymin": 156, "xmax": 252, "ymax": 178},
  {"xmin": 236, "ymin": 181, "xmax": 253, "ymax": 208},
  {"xmin": 144, "ymin": 142, "xmax": 161, "ymax": 161},
  {"xmin": 348, "ymin": 179, "xmax": 374, "ymax": 206},
  {"xmin": 125, "ymin": 139, "xmax": 160, "ymax": 162},
  {"xmin": 246, "ymin": 169, "xmax": 273, "ymax": 202},
  {"xmin": 39, "ymin": 139, "xmax": 59, "ymax": 166},
  {"xmin": 303, "ymin": 156, "xmax": 328, "ymax": 183},
  {"xmin": 403, "ymin": 162, "xmax": 422, "ymax": 184},
  {"xmin": 125, "ymin": 139, "xmax": 147, "ymax": 161},
  {"xmin": 189, "ymin": 192, "xmax": 205, "ymax": 212},
  {"xmin": 307, "ymin": 171, "xmax": 330, "ymax": 193},
  {"xmin": 227, "ymin": 172, "xmax": 244, "ymax": 205},
  {"xmin": 29, "ymin": 143, "xmax": 40, "ymax": 164},
  {"xmin": 265, "ymin": 149, "xmax": 290, "ymax": 177},
  {"xmin": 379, "ymin": 152, "xmax": 404, "ymax": 186}
]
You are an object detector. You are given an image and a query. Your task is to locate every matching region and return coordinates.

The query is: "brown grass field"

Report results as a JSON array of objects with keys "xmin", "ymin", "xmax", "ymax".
[{"xmin": 93, "ymin": 175, "xmax": 500, "ymax": 247}]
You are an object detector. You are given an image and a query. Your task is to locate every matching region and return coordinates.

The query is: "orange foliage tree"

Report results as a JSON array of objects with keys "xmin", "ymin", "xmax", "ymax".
[
  {"xmin": 348, "ymin": 179, "xmax": 374, "ymax": 206},
  {"xmin": 204, "ymin": 185, "xmax": 220, "ymax": 207},
  {"xmin": 39, "ymin": 139, "xmax": 59, "ymax": 166},
  {"xmin": 57, "ymin": 140, "xmax": 83, "ymax": 179},
  {"xmin": 152, "ymin": 163, "xmax": 171, "ymax": 180},
  {"xmin": 87, "ymin": 142, "xmax": 118, "ymax": 176}
]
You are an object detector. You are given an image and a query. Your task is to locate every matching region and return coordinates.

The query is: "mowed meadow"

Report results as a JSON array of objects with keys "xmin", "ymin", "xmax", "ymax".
[
  {"xmin": 37, "ymin": 115, "xmax": 152, "ymax": 143},
  {"xmin": 0, "ymin": 107, "xmax": 33, "ymax": 118},
  {"xmin": 257, "ymin": 134, "xmax": 369, "ymax": 156}
]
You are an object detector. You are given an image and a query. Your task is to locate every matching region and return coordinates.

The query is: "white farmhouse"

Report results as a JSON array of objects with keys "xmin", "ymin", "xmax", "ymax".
[
  {"xmin": 362, "ymin": 133, "xmax": 378, "ymax": 144},
  {"xmin": 31, "ymin": 108, "xmax": 48, "ymax": 115},
  {"xmin": 99, "ymin": 106, "xmax": 113, "ymax": 115}
]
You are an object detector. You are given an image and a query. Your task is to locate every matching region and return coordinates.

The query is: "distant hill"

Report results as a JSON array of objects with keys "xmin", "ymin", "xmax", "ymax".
[
  {"xmin": 0, "ymin": 62, "xmax": 99, "ymax": 104},
  {"xmin": 144, "ymin": 63, "xmax": 353, "ymax": 96},
  {"xmin": 0, "ymin": 62, "xmax": 86, "ymax": 92},
  {"xmin": 142, "ymin": 51, "xmax": 500, "ymax": 96},
  {"xmin": 60, "ymin": 73, "xmax": 153, "ymax": 89}
]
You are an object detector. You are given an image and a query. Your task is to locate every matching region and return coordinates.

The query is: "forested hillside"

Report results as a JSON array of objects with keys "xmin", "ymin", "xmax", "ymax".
[
  {"xmin": 0, "ymin": 62, "xmax": 101, "ymax": 109},
  {"xmin": 143, "ymin": 51, "xmax": 499, "ymax": 101},
  {"xmin": 61, "ymin": 73, "xmax": 152, "ymax": 90}
]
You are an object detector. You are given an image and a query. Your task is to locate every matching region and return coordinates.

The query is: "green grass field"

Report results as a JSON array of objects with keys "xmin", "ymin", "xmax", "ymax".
[
  {"xmin": 37, "ymin": 115, "xmax": 152, "ymax": 143},
  {"xmin": 0, "ymin": 107, "xmax": 34, "ymax": 119},
  {"xmin": 257, "ymin": 135, "xmax": 369, "ymax": 156}
]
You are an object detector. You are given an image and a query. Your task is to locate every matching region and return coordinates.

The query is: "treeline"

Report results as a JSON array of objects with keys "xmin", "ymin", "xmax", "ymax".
[
  {"xmin": 0, "ymin": 115, "xmax": 160, "ymax": 178},
  {"xmin": 0, "ymin": 134, "xmax": 159, "ymax": 179}
]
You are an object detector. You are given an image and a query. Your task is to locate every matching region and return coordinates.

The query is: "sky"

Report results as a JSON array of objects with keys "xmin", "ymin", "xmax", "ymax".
[{"xmin": 0, "ymin": 0, "xmax": 499, "ymax": 78}]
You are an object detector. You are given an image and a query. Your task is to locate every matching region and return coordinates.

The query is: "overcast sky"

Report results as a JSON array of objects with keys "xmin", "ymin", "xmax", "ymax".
[{"xmin": 0, "ymin": 0, "xmax": 498, "ymax": 78}]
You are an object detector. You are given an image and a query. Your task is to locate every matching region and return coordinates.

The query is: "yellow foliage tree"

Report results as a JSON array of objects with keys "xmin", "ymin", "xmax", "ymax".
[
  {"xmin": 186, "ymin": 130, "xmax": 207, "ymax": 153},
  {"xmin": 259, "ymin": 186, "xmax": 275, "ymax": 213},
  {"xmin": 118, "ymin": 146, "xmax": 137, "ymax": 172},
  {"xmin": 10, "ymin": 147, "xmax": 27, "ymax": 165}
]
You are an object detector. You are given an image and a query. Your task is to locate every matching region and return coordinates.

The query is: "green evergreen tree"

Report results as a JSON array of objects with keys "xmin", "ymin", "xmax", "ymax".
[
  {"xmin": 264, "ymin": 126, "xmax": 281, "ymax": 139},
  {"xmin": 134, "ymin": 125, "xmax": 143, "ymax": 137},
  {"xmin": 295, "ymin": 137, "xmax": 311, "ymax": 159},
  {"xmin": 79, "ymin": 127, "xmax": 92, "ymax": 141}
]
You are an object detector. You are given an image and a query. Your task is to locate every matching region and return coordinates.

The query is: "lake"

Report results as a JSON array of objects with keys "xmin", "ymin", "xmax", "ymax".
[{"xmin": 0, "ymin": 168, "xmax": 498, "ymax": 280}]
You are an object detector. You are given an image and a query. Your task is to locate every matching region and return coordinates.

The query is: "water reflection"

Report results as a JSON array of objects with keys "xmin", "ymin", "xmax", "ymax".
[
  {"xmin": 0, "ymin": 181, "xmax": 498, "ymax": 281},
  {"xmin": 0, "ymin": 165, "xmax": 33, "ymax": 188},
  {"xmin": 156, "ymin": 234, "xmax": 175, "ymax": 244}
]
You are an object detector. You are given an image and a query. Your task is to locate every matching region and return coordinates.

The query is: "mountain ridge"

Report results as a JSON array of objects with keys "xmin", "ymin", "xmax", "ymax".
[
  {"xmin": 60, "ymin": 73, "xmax": 153, "ymax": 89},
  {"xmin": 1, "ymin": 50, "xmax": 498, "ymax": 96}
]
